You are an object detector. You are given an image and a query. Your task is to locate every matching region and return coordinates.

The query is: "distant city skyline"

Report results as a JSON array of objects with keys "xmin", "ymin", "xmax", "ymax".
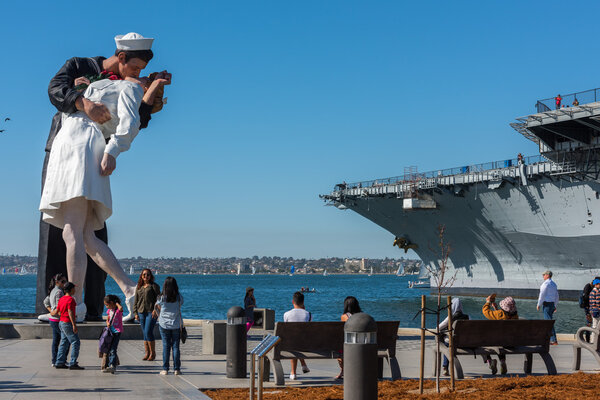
[{"xmin": 1, "ymin": 1, "xmax": 597, "ymax": 259}]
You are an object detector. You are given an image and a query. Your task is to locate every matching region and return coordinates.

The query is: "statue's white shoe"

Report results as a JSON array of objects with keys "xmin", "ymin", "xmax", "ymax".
[
  {"xmin": 38, "ymin": 313, "xmax": 51, "ymax": 322},
  {"xmin": 122, "ymin": 295, "xmax": 136, "ymax": 322},
  {"xmin": 75, "ymin": 303, "xmax": 87, "ymax": 322}
]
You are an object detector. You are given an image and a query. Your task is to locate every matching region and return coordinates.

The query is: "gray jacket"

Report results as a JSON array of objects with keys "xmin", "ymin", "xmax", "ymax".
[{"xmin": 43, "ymin": 286, "xmax": 64, "ymax": 311}]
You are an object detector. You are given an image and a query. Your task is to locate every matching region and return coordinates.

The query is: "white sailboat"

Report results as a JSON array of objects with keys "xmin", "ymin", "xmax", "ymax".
[
  {"xmin": 408, "ymin": 264, "xmax": 431, "ymax": 288},
  {"xmin": 368, "ymin": 266, "xmax": 373, "ymax": 276},
  {"xmin": 251, "ymin": 266, "xmax": 256, "ymax": 275},
  {"xmin": 237, "ymin": 264, "xmax": 241, "ymax": 276},
  {"xmin": 323, "ymin": 269, "xmax": 327, "ymax": 276},
  {"xmin": 129, "ymin": 266, "xmax": 134, "ymax": 275},
  {"xmin": 396, "ymin": 263, "xmax": 405, "ymax": 276}
]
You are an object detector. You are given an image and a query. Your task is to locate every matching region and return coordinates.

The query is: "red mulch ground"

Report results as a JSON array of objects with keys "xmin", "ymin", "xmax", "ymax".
[{"xmin": 205, "ymin": 373, "xmax": 599, "ymax": 399}]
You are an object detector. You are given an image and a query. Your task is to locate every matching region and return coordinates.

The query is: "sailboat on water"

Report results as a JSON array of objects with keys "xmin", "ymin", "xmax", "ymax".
[
  {"xmin": 323, "ymin": 269, "xmax": 327, "ymax": 276},
  {"xmin": 368, "ymin": 266, "xmax": 373, "ymax": 276},
  {"xmin": 289, "ymin": 265, "xmax": 295, "ymax": 276},
  {"xmin": 408, "ymin": 264, "xmax": 431, "ymax": 288},
  {"xmin": 129, "ymin": 266, "xmax": 134, "ymax": 275},
  {"xmin": 237, "ymin": 264, "xmax": 241, "ymax": 276},
  {"xmin": 251, "ymin": 266, "xmax": 256, "ymax": 275},
  {"xmin": 396, "ymin": 263, "xmax": 405, "ymax": 276}
]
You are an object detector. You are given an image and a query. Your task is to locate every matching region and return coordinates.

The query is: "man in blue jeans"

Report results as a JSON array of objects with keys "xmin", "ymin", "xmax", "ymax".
[{"xmin": 537, "ymin": 270, "xmax": 559, "ymax": 345}]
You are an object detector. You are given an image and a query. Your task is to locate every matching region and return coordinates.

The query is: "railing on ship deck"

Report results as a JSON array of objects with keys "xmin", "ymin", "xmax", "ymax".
[
  {"xmin": 535, "ymin": 88, "xmax": 600, "ymax": 113},
  {"xmin": 334, "ymin": 154, "xmax": 544, "ymax": 191}
]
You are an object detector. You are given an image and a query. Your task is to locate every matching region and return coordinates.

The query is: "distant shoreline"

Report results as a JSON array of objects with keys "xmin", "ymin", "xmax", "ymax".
[{"xmin": 1, "ymin": 272, "xmax": 420, "ymax": 277}]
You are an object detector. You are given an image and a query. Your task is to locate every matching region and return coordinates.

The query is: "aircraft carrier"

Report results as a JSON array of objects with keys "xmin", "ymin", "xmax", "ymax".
[{"xmin": 322, "ymin": 89, "xmax": 600, "ymax": 299}]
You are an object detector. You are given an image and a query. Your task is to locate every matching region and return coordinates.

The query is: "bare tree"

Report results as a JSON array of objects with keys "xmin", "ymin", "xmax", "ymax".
[{"xmin": 418, "ymin": 224, "xmax": 457, "ymax": 394}]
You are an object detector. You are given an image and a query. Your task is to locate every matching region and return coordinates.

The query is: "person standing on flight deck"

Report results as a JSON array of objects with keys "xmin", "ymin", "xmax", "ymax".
[{"xmin": 537, "ymin": 269, "xmax": 559, "ymax": 345}]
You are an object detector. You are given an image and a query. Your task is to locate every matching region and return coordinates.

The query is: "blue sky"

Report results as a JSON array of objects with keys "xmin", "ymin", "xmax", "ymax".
[{"xmin": 0, "ymin": 1, "xmax": 596, "ymax": 259}]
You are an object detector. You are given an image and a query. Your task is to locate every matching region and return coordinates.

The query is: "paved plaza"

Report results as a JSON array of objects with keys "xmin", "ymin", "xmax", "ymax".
[{"xmin": 1, "ymin": 325, "xmax": 599, "ymax": 399}]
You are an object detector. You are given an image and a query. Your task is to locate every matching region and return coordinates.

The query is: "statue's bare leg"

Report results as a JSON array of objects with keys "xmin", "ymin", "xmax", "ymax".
[
  {"xmin": 61, "ymin": 197, "xmax": 89, "ymax": 305},
  {"xmin": 82, "ymin": 204, "xmax": 136, "ymax": 319},
  {"xmin": 61, "ymin": 197, "xmax": 89, "ymax": 321}
]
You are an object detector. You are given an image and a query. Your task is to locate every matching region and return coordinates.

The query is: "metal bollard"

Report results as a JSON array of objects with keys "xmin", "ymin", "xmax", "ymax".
[
  {"xmin": 344, "ymin": 312, "xmax": 378, "ymax": 400},
  {"xmin": 226, "ymin": 306, "xmax": 247, "ymax": 378}
]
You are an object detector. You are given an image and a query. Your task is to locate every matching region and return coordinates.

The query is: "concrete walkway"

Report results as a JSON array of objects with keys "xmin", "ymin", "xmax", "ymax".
[{"xmin": 1, "ymin": 327, "xmax": 599, "ymax": 399}]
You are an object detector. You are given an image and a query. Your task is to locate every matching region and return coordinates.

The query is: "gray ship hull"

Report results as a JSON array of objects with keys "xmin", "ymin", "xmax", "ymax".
[{"xmin": 345, "ymin": 177, "xmax": 600, "ymax": 296}]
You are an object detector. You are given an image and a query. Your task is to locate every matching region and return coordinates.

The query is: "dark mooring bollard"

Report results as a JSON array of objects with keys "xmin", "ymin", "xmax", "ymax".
[
  {"xmin": 226, "ymin": 306, "xmax": 247, "ymax": 378},
  {"xmin": 344, "ymin": 312, "xmax": 378, "ymax": 400}
]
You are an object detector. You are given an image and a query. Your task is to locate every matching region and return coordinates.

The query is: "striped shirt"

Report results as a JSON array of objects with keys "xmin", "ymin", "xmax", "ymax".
[{"xmin": 589, "ymin": 287, "xmax": 600, "ymax": 312}]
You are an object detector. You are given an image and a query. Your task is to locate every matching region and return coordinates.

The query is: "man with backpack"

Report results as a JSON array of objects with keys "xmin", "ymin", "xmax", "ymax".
[
  {"xmin": 589, "ymin": 278, "xmax": 600, "ymax": 343},
  {"xmin": 580, "ymin": 278, "xmax": 598, "ymax": 343}
]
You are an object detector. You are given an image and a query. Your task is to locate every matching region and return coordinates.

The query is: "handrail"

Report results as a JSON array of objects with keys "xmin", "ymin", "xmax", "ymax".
[
  {"xmin": 536, "ymin": 88, "xmax": 600, "ymax": 113},
  {"xmin": 334, "ymin": 154, "xmax": 545, "ymax": 191}
]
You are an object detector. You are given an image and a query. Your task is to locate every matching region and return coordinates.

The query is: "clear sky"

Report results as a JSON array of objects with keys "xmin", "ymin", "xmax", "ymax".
[{"xmin": 0, "ymin": 1, "xmax": 597, "ymax": 259}]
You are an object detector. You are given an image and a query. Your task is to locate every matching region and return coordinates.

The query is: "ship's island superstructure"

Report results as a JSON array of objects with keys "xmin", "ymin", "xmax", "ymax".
[{"xmin": 322, "ymin": 89, "xmax": 600, "ymax": 299}]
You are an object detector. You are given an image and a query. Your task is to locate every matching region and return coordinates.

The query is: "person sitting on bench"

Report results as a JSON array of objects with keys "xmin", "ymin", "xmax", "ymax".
[
  {"xmin": 283, "ymin": 291, "xmax": 312, "ymax": 380},
  {"xmin": 438, "ymin": 298, "xmax": 469, "ymax": 376},
  {"xmin": 482, "ymin": 295, "xmax": 519, "ymax": 375}
]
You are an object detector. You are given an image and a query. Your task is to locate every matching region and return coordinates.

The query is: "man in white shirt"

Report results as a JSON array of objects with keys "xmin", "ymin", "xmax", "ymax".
[
  {"xmin": 283, "ymin": 291, "xmax": 312, "ymax": 380},
  {"xmin": 537, "ymin": 269, "xmax": 559, "ymax": 344}
]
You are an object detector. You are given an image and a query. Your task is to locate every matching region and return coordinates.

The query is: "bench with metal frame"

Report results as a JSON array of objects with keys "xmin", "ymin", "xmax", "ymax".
[
  {"xmin": 432, "ymin": 319, "xmax": 557, "ymax": 379},
  {"xmin": 266, "ymin": 320, "xmax": 401, "ymax": 385}
]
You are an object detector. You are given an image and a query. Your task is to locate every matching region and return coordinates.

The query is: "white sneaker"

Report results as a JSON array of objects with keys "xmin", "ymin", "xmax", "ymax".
[
  {"xmin": 38, "ymin": 313, "xmax": 51, "ymax": 322},
  {"xmin": 174, "ymin": 370, "xmax": 182, "ymax": 375},
  {"xmin": 289, "ymin": 373, "xmax": 296, "ymax": 380},
  {"xmin": 160, "ymin": 370, "xmax": 168, "ymax": 375},
  {"xmin": 123, "ymin": 295, "xmax": 135, "ymax": 322},
  {"xmin": 75, "ymin": 303, "xmax": 87, "ymax": 322}
]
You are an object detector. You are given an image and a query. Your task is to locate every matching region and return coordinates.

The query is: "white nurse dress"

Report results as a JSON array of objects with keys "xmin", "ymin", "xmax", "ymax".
[{"xmin": 39, "ymin": 79, "xmax": 144, "ymax": 231}]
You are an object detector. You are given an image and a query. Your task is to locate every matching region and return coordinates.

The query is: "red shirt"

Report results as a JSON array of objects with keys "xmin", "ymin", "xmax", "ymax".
[{"xmin": 57, "ymin": 295, "xmax": 76, "ymax": 323}]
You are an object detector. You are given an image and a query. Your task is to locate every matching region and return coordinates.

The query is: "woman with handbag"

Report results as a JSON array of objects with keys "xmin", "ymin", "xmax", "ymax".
[
  {"xmin": 154, "ymin": 276, "xmax": 184, "ymax": 375},
  {"xmin": 134, "ymin": 269, "xmax": 161, "ymax": 361}
]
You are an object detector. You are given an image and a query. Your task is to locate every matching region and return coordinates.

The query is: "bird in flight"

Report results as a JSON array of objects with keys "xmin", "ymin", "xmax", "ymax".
[{"xmin": 4, "ymin": 118, "xmax": 9, "ymax": 122}]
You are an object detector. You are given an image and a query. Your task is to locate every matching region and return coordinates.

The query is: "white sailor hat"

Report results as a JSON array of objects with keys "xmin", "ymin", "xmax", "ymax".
[{"xmin": 115, "ymin": 32, "xmax": 154, "ymax": 51}]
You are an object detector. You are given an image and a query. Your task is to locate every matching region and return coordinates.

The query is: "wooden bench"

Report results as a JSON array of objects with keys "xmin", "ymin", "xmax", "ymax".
[
  {"xmin": 431, "ymin": 320, "xmax": 557, "ymax": 379},
  {"xmin": 572, "ymin": 324, "xmax": 600, "ymax": 370},
  {"xmin": 266, "ymin": 321, "xmax": 401, "ymax": 385}
]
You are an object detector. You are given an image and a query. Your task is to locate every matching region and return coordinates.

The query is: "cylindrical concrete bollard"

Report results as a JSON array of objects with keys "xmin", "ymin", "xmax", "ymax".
[
  {"xmin": 344, "ymin": 312, "xmax": 378, "ymax": 400},
  {"xmin": 226, "ymin": 306, "xmax": 247, "ymax": 378}
]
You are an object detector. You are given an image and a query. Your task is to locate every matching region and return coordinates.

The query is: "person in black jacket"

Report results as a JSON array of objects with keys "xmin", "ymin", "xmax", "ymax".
[{"xmin": 36, "ymin": 33, "xmax": 171, "ymax": 321}]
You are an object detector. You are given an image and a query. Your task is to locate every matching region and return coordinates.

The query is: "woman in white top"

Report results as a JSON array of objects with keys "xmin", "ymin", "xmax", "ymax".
[{"xmin": 39, "ymin": 65, "xmax": 168, "ymax": 321}]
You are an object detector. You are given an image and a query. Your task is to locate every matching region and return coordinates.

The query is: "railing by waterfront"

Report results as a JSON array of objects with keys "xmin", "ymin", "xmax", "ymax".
[
  {"xmin": 334, "ymin": 154, "xmax": 544, "ymax": 192},
  {"xmin": 536, "ymin": 88, "xmax": 600, "ymax": 113}
]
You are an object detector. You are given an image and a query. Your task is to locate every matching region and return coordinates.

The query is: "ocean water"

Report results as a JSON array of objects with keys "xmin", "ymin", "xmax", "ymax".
[{"xmin": 0, "ymin": 274, "xmax": 585, "ymax": 333}]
